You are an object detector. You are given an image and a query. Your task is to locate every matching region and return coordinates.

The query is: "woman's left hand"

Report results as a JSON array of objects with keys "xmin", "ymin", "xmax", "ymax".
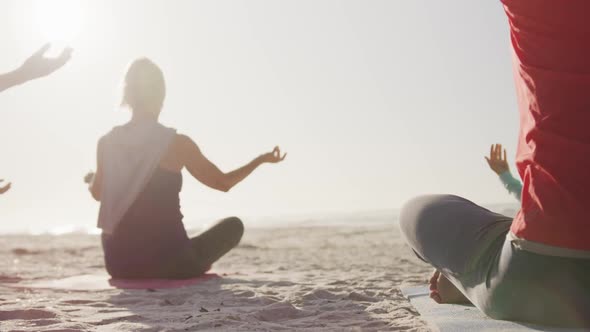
[
  {"xmin": 0, "ymin": 179, "xmax": 11, "ymax": 194},
  {"xmin": 260, "ymin": 146, "xmax": 287, "ymax": 164}
]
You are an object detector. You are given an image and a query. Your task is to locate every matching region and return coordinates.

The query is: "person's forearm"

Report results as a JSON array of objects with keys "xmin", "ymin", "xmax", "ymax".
[
  {"xmin": 223, "ymin": 156, "xmax": 264, "ymax": 191},
  {"xmin": 0, "ymin": 69, "xmax": 28, "ymax": 93},
  {"xmin": 499, "ymin": 171, "xmax": 523, "ymax": 202}
]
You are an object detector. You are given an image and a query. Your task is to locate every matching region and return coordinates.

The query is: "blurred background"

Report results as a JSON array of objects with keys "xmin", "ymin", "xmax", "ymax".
[{"xmin": 0, "ymin": 0, "xmax": 519, "ymax": 233}]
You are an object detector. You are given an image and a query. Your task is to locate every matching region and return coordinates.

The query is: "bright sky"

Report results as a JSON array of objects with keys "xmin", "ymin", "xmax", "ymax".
[{"xmin": 0, "ymin": 0, "xmax": 518, "ymax": 233}]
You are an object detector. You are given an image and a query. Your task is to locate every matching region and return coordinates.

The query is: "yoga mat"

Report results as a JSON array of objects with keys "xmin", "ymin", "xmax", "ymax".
[
  {"xmin": 5, "ymin": 273, "xmax": 219, "ymax": 291},
  {"xmin": 401, "ymin": 286, "xmax": 585, "ymax": 332}
]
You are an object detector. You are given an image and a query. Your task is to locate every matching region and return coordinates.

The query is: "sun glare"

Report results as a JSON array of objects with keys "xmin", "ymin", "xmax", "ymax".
[{"xmin": 34, "ymin": 0, "xmax": 85, "ymax": 43}]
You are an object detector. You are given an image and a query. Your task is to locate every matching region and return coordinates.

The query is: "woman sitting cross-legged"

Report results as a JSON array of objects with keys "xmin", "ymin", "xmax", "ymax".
[
  {"xmin": 399, "ymin": 1, "xmax": 590, "ymax": 327},
  {"xmin": 85, "ymin": 58, "xmax": 286, "ymax": 279}
]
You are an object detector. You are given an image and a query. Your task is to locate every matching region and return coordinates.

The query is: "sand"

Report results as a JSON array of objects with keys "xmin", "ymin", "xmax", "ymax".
[{"xmin": 0, "ymin": 224, "xmax": 431, "ymax": 331}]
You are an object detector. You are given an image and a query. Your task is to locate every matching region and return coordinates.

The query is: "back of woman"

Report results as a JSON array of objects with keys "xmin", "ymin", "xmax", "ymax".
[
  {"xmin": 86, "ymin": 57, "xmax": 286, "ymax": 280},
  {"xmin": 102, "ymin": 168, "xmax": 187, "ymax": 278}
]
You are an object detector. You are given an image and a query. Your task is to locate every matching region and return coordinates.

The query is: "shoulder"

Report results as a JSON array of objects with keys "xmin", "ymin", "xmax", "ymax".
[
  {"xmin": 175, "ymin": 133, "xmax": 198, "ymax": 147},
  {"xmin": 172, "ymin": 133, "xmax": 201, "ymax": 154},
  {"xmin": 97, "ymin": 125, "xmax": 123, "ymax": 145},
  {"xmin": 96, "ymin": 134, "xmax": 109, "ymax": 152}
]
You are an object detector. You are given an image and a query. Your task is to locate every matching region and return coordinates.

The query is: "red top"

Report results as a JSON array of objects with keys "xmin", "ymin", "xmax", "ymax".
[{"xmin": 502, "ymin": 0, "xmax": 590, "ymax": 250}]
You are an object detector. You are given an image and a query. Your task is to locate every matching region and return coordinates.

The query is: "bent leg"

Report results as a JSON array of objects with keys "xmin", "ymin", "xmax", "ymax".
[
  {"xmin": 399, "ymin": 195, "xmax": 511, "ymax": 305},
  {"xmin": 485, "ymin": 239, "xmax": 590, "ymax": 327},
  {"xmin": 189, "ymin": 216, "xmax": 244, "ymax": 268},
  {"xmin": 164, "ymin": 217, "xmax": 244, "ymax": 279},
  {"xmin": 400, "ymin": 195, "xmax": 590, "ymax": 326}
]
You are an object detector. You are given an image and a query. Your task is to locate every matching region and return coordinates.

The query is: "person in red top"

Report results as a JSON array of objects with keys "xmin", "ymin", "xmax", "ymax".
[{"xmin": 400, "ymin": 0, "xmax": 590, "ymax": 327}]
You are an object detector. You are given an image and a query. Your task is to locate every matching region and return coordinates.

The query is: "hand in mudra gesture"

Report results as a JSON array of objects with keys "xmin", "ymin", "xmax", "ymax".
[
  {"xmin": 260, "ymin": 146, "xmax": 287, "ymax": 164},
  {"xmin": 0, "ymin": 179, "xmax": 11, "ymax": 195},
  {"xmin": 485, "ymin": 144, "xmax": 510, "ymax": 175}
]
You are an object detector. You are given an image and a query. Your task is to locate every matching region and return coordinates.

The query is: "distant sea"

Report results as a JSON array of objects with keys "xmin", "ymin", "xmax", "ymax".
[{"xmin": 0, "ymin": 203, "xmax": 520, "ymax": 236}]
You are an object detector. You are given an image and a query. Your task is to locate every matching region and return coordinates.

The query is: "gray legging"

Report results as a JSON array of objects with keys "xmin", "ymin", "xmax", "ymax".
[{"xmin": 400, "ymin": 195, "xmax": 590, "ymax": 327}]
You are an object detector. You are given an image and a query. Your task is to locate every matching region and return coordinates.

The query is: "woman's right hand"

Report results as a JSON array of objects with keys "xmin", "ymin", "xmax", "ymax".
[
  {"xmin": 0, "ymin": 179, "xmax": 11, "ymax": 194},
  {"xmin": 485, "ymin": 144, "xmax": 510, "ymax": 175},
  {"xmin": 260, "ymin": 146, "xmax": 287, "ymax": 164}
]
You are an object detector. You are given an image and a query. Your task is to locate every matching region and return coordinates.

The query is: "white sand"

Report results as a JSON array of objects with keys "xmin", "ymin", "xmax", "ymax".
[{"xmin": 0, "ymin": 225, "xmax": 431, "ymax": 331}]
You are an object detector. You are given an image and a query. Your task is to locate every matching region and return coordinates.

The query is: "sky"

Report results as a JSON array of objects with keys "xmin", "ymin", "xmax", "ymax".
[{"xmin": 0, "ymin": 0, "xmax": 519, "ymax": 233}]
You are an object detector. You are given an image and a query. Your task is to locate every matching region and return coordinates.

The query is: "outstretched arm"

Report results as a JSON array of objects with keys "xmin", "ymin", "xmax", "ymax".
[
  {"xmin": 485, "ymin": 144, "xmax": 523, "ymax": 201},
  {"xmin": 0, "ymin": 44, "xmax": 72, "ymax": 93},
  {"xmin": 180, "ymin": 135, "xmax": 286, "ymax": 192}
]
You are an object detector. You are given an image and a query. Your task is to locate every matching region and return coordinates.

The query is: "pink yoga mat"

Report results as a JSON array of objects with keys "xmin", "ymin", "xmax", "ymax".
[
  {"xmin": 5, "ymin": 273, "xmax": 219, "ymax": 291},
  {"xmin": 109, "ymin": 273, "xmax": 219, "ymax": 289}
]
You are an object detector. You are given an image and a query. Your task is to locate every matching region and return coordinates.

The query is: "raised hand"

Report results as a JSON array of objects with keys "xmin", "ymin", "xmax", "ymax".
[
  {"xmin": 19, "ymin": 44, "xmax": 73, "ymax": 82},
  {"xmin": 84, "ymin": 172, "xmax": 95, "ymax": 184},
  {"xmin": 0, "ymin": 179, "xmax": 12, "ymax": 195},
  {"xmin": 485, "ymin": 144, "xmax": 510, "ymax": 175},
  {"xmin": 260, "ymin": 146, "xmax": 287, "ymax": 164}
]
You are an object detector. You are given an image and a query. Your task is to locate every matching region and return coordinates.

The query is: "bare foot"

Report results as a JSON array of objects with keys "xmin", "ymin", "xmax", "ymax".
[{"xmin": 428, "ymin": 270, "xmax": 470, "ymax": 304}]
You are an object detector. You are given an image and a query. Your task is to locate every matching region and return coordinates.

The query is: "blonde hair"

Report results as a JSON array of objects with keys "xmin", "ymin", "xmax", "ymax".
[{"xmin": 121, "ymin": 58, "xmax": 166, "ymax": 115}]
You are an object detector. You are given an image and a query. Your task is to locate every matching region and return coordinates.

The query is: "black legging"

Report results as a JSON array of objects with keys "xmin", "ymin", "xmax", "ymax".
[{"xmin": 164, "ymin": 217, "xmax": 244, "ymax": 278}]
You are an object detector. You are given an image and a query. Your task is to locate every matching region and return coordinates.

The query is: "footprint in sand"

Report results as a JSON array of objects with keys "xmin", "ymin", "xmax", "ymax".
[
  {"xmin": 346, "ymin": 292, "xmax": 379, "ymax": 303},
  {"xmin": 11, "ymin": 248, "xmax": 42, "ymax": 255},
  {"xmin": 0, "ymin": 309, "xmax": 57, "ymax": 320},
  {"xmin": 61, "ymin": 299, "xmax": 95, "ymax": 305},
  {"xmin": 255, "ymin": 302, "xmax": 313, "ymax": 322},
  {"xmin": 302, "ymin": 289, "xmax": 340, "ymax": 301},
  {"xmin": 267, "ymin": 281, "xmax": 295, "ymax": 287},
  {"xmin": 29, "ymin": 318, "xmax": 61, "ymax": 326},
  {"xmin": 235, "ymin": 290, "xmax": 256, "ymax": 297},
  {"xmin": 0, "ymin": 275, "xmax": 22, "ymax": 283},
  {"xmin": 61, "ymin": 299, "xmax": 111, "ymax": 308}
]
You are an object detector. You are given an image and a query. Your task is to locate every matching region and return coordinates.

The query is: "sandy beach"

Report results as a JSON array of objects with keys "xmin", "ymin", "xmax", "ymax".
[{"xmin": 0, "ymin": 224, "xmax": 431, "ymax": 331}]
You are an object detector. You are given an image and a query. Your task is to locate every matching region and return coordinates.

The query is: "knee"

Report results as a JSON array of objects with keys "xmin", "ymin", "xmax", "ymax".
[
  {"xmin": 399, "ymin": 194, "xmax": 458, "ymax": 241},
  {"xmin": 224, "ymin": 216, "xmax": 244, "ymax": 245}
]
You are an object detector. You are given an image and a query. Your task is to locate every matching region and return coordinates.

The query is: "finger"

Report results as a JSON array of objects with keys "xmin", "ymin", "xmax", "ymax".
[
  {"xmin": 490, "ymin": 145, "xmax": 494, "ymax": 159},
  {"xmin": 56, "ymin": 47, "xmax": 73, "ymax": 61},
  {"xmin": 34, "ymin": 43, "xmax": 51, "ymax": 57},
  {"xmin": 0, "ymin": 182, "xmax": 11, "ymax": 193},
  {"xmin": 485, "ymin": 156, "xmax": 491, "ymax": 165},
  {"xmin": 496, "ymin": 144, "xmax": 501, "ymax": 160},
  {"xmin": 50, "ymin": 49, "xmax": 73, "ymax": 69},
  {"xmin": 429, "ymin": 270, "xmax": 440, "ymax": 287},
  {"xmin": 280, "ymin": 153, "xmax": 287, "ymax": 161},
  {"xmin": 503, "ymin": 149, "xmax": 507, "ymax": 162}
]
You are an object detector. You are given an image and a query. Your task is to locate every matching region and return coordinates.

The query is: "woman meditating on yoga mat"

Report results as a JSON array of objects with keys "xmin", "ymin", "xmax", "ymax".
[
  {"xmin": 85, "ymin": 58, "xmax": 286, "ymax": 279},
  {"xmin": 400, "ymin": 0, "xmax": 590, "ymax": 327}
]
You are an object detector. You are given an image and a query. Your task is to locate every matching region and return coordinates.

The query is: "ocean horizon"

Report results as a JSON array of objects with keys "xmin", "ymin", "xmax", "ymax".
[{"xmin": 0, "ymin": 202, "xmax": 519, "ymax": 236}]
